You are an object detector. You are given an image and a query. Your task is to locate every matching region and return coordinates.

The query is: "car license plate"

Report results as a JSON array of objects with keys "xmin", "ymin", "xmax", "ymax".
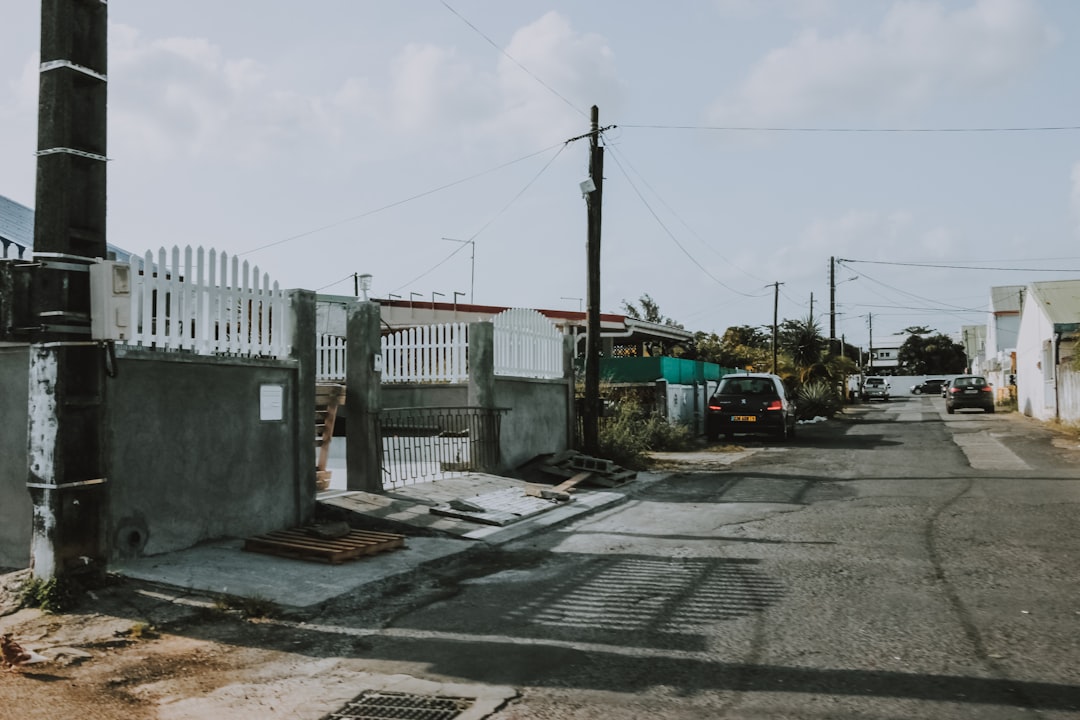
[
  {"xmin": 964, "ymin": 389, "xmax": 977, "ymax": 394},
  {"xmin": 731, "ymin": 415, "xmax": 756, "ymax": 422}
]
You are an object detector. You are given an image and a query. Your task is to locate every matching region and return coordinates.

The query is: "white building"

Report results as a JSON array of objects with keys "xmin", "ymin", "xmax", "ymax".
[
  {"xmin": 1015, "ymin": 280, "xmax": 1080, "ymax": 421},
  {"xmin": 982, "ymin": 285, "xmax": 1023, "ymax": 388}
]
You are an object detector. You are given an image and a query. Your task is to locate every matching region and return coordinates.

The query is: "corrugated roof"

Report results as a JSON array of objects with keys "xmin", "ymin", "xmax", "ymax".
[
  {"xmin": 1027, "ymin": 279, "xmax": 1080, "ymax": 327},
  {"xmin": 0, "ymin": 194, "xmax": 33, "ymax": 248},
  {"xmin": 0, "ymin": 193, "xmax": 133, "ymax": 261},
  {"xmin": 989, "ymin": 285, "xmax": 1025, "ymax": 313}
]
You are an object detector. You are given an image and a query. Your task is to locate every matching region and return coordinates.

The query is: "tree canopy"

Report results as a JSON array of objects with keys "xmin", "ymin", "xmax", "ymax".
[
  {"xmin": 620, "ymin": 293, "xmax": 684, "ymax": 329},
  {"xmin": 897, "ymin": 333, "xmax": 967, "ymax": 374}
]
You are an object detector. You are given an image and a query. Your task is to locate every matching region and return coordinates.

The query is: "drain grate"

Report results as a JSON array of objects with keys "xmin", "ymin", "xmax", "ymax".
[{"xmin": 324, "ymin": 690, "xmax": 475, "ymax": 720}]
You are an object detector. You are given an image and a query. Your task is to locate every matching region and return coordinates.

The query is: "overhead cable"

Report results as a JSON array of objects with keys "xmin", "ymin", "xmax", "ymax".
[
  {"xmin": 441, "ymin": 1, "xmax": 587, "ymax": 118},
  {"xmin": 238, "ymin": 141, "xmax": 566, "ymax": 256}
]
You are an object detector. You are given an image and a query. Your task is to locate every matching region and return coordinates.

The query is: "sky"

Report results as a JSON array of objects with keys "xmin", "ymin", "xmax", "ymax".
[{"xmin": 2, "ymin": 0, "xmax": 1080, "ymax": 351}]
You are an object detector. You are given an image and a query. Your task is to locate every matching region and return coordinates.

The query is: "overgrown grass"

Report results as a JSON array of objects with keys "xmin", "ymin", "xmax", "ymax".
[
  {"xmin": 20, "ymin": 576, "xmax": 81, "ymax": 614},
  {"xmin": 214, "ymin": 593, "xmax": 280, "ymax": 620},
  {"xmin": 598, "ymin": 398, "xmax": 696, "ymax": 469}
]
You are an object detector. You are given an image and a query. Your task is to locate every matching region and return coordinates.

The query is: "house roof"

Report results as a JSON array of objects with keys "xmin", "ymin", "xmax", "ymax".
[
  {"xmin": 317, "ymin": 295, "xmax": 695, "ymax": 346},
  {"xmin": 989, "ymin": 285, "xmax": 1024, "ymax": 314},
  {"xmin": 1026, "ymin": 279, "xmax": 1080, "ymax": 330},
  {"xmin": 0, "ymin": 194, "xmax": 34, "ymax": 256},
  {"xmin": 0, "ymin": 193, "xmax": 133, "ymax": 261}
]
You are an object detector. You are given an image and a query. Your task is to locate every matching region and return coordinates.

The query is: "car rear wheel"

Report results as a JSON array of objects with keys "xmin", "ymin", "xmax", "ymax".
[
  {"xmin": 946, "ymin": 405, "xmax": 955, "ymax": 414},
  {"xmin": 986, "ymin": 405, "xmax": 995, "ymax": 414},
  {"xmin": 913, "ymin": 388, "xmax": 922, "ymax": 395}
]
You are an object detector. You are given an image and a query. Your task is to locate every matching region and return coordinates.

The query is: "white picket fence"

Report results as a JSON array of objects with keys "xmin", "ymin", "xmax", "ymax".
[
  {"xmin": 316, "ymin": 308, "xmax": 565, "ymax": 383},
  {"xmin": 381, "ymin": 322, "xmax": 469, "ymax": 383},
  {"xmin": 126, "ymin": 246, "xmax": 290, "ymax": 358},
  {"xmin": 317, "ymin": 334, "xmax": 348, "ymax": 381},
  {"xmin": 493, "ymin": 307, "xmax": 563, "ymax": 379}
]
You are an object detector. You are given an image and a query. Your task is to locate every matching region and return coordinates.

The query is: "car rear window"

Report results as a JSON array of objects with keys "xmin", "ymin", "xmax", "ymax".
[
  {"xmin": 718, "ymin": 378, "xmax": 776, "ymax": 395},
  {"xmin": 954, "ymin": 377, "xmax": 987, "ymax": 387}
]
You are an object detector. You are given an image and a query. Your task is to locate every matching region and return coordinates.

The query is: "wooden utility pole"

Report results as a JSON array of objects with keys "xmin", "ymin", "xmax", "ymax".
[
  {"xmin": 829, "ymin": 256, "xmax": 836, "ymax": 353},
  {"xmin": 867, "ymin": 313, "xmax": 874, "ymax": 372},
  {"xmin": 28, "ymin": 0, "xmax": 110, "ymax": 579},
  {"xmin": 771, "ymin": 282, "xmax": 781, "ymax": 374},
  {"xmin": 583, "ymin": 106, "xmax": 603, "ymax": 455}
]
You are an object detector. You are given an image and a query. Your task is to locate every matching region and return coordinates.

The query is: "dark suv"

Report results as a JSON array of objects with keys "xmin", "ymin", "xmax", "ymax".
[
  {"xmin": 706, "ymin": 373, "xmax": 797, "ymax": 440},
  {"xmin": 945, "ymin": 375, "xmax": 995, "ymax": 413}
]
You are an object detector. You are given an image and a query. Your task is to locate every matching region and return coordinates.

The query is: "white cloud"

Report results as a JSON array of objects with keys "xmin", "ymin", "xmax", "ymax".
[
  {"xmin": 387, "ymin": 43, "xmax": 496, "ymax": 133},
  {"xmin": 710, "ymin": 0, "xmax": 1057, "ymax": 124},
  {"xmin": 495, "ymin": 12, "xmax": 622, "ymax": 142}
]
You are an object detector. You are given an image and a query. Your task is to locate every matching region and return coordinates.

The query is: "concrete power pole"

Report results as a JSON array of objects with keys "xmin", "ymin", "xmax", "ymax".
[
  {"xmin": 27, "ymin": 0, "xmax": 110, "ymax": 579},
  {"xmin": 771, "ymin": 282, "xmax": 781, "ymax": 374},
  {"xmin": 829, "ymin": 256, "xmax": 836, "ymax": 354},
  {"xmin": 583, "ymin": 106, "xmax": 604, "ymax": 455}
]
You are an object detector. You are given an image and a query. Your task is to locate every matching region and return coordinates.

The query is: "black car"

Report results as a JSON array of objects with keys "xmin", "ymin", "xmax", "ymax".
[
  {"xmin": 945, "ymin": 375, "xmax": 995, "ymax": 413},
  {"xmin": 911, "ymin": 378, "xmax": 949, "ymax": 395},
  {"xmin": 706, "ymin": 373, "xmax": 797, "ymax": 440}
]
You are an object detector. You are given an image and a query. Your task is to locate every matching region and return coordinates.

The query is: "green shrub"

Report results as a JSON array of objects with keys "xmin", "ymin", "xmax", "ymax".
[
  {"xmin": 597, "ymin": 398, "xmax": 695, "ymax": 469},
  {"xmin": 796, "ymin": 380, "xmax": 842, "ymax": 420},
  {"xmin": 20, "ymin": 576, "xmax": 80, "ymax": 614}
]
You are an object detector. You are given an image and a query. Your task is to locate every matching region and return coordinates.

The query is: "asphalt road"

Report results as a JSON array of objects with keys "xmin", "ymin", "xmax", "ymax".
[
  {"xmin": 335, "ymin": 395, "xmax": 1080, "ymax": 719},
  {"xmin": 3, "ymin": 396, "xmax": 1078, "ymax": 719}
]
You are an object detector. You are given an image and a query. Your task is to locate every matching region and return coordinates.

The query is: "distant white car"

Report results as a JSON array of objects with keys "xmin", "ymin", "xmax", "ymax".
[{"xmin": 861, "ymin": 377, "xmax": 890, "ymax": 402}]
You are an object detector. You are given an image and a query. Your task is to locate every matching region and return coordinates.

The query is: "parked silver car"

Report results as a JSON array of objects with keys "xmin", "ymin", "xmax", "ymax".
[{"xmin": 860, "ymin": 377, "xmax": 890, "ymax": 402}]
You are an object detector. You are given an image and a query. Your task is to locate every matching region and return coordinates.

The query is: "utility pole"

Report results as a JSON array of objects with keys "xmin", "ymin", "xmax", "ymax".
[
  {"xmin": 583, "ymin": 106, "xmax": 604, "ymax": 455},
  {"xmin": 27, "ymin": 0, "xmax": 109, "ymax": 579},
  {"xmin": 829, "ymin": 256, "xmax": 836, "ymax": 353},
  {"xmin": 442, "ymin": 238, "xmax": 475, "ymax": 304},
  {"xmin": 867, "ymin": 313, "xmax": 874, "ymax": 373},
  {"xmin": 809, "ymin": 292, "xmax": 814, "ymax": 326},
  {"xmin": 771, "ymin": 282, "xmax": 781, "ymax": 374}
]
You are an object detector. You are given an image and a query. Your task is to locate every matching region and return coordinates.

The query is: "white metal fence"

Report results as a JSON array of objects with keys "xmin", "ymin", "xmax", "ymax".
[
  {"xmin": 127, "ymin": 245, "xmax": 290, "ymax": 358},
  {"xmin": 493, "ymin": 307, "xmax": 563, "ymax": 379},
  {"xmin": 317, "ymin": 308, "xmax": 565, "ymax": 384},
  {"xmin": 382, "ymin": 321, "xmax": 469, "ymax": 383}
]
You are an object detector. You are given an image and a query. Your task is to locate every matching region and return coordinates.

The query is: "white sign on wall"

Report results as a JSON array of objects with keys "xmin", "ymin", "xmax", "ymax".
[{"xmin": 259, "ymin": 384, "xmax": 284, "ymax": 421}]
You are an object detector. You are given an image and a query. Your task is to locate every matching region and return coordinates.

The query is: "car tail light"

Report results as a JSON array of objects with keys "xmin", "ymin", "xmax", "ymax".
[
  {"xmin": 981, "ymin": 386, "xmax": 992, "ymax": 392},
  {"xmin": 765, "ymin": 400, "xmax": 783, "ymax": 411},
  {"xmin": 949, "ymin": 387, "xmax": 960, "ymax": 394},
  {"xmin": 708, "ymin": 404, "xmax": 723, "ymax": 412}
]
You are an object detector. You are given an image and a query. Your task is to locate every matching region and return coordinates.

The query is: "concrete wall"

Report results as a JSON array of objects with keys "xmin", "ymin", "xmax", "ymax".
[
  {"xmin": 105, "ymin": 350, "xmax": 308, "ymax": 558},
  {"xmin": 0, "ymin": 345, "xmax": 31, "ymax": 568},
  {"xmin": 494, "ymin": 376, "xmax": 571, "ymax": 471},
  {"xmin": 383, "ymin": 383, "xmax": 467, "ymax": 409}
]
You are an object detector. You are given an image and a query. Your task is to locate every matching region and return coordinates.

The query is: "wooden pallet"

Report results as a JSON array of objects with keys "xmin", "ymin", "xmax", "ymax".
[{"xmin": 243, "ymin": 527, "xmax": 405, "ymax": 565}]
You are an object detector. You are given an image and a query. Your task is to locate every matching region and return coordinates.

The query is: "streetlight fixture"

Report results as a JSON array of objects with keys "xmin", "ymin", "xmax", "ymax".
[
  {"xmin": 356, "ymin": 273, "xmax": 372, "ymax": 301},
  {"xmin": 442, "ymin": 238, "xmax": 475, "ymax": 304},
  {"xmin": 432, "ymin": 291, "xmax": 445, "ymax": 306}
]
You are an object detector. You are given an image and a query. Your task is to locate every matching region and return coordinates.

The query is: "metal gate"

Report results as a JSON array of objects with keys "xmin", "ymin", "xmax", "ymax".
[{"xmin": 378, "ymin": 406, "xmax": 506, "ymax": 489}]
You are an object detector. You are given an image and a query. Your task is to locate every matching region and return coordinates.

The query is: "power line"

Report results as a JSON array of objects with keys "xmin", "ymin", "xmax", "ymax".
[
  {"xmin": 392, "ymin": 242, "xmax": 471, "ymax": 294},
  {"xmin": 603, "ymin": 136, "xmax": 768, "ymax": 284},
  {"xmin": 605, "ymin": 143, "xmax": 766, "ymax": 299},
  {"xmin": 838, "ymin": 257, "xmax": 1080, "ymax": 272},
  {"xmin": 440, "ymin": 0, "xmax": 587, "ymax": 118},
  {"xmin": 238, "ymin": 141, "xmax": 566, "ymax": 256},
  {"xmin": 622, "ymin": 123, "xmax": 1080, "ymax": 134},
  {"xmin": 393, "ymin": 142, "xmax": 569, "ymax": 295},
  {"xmin": 315, "ymin": 273, "xmax": 356, "ymax": 293},
  {"xmin": 458, "ymin": 142, "xmax": 568, "ymax": 243}
]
